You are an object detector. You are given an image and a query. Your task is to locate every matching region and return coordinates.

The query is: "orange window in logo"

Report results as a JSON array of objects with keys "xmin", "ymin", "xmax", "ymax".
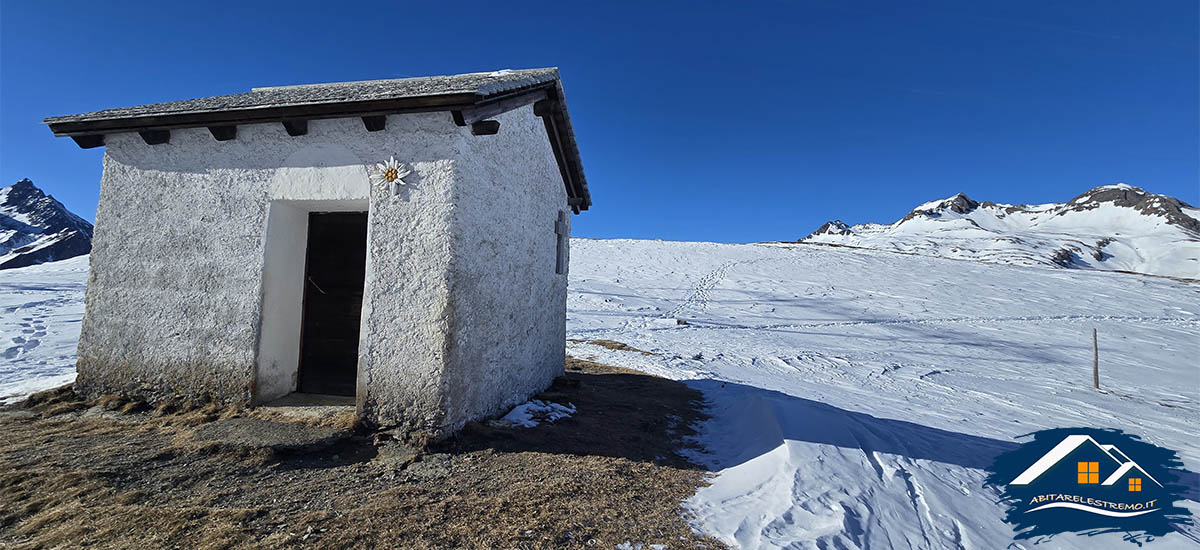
[
  {"xmin": 1077, "ymin": 461, "xmax": 1099, "ymax": 484},
  {"xmin": 1129, "ymin": 478, "xmax": 1142, "ymax": 492}
]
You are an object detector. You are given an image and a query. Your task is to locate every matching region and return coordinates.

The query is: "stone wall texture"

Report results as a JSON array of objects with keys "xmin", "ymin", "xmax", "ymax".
[
  {"xmin": 77, "ymin": 107, "xmax": 569, "ymax": 437},
  {"xmin": 439, "ymin": 105, "xmax": 569, "ymax": 436}
]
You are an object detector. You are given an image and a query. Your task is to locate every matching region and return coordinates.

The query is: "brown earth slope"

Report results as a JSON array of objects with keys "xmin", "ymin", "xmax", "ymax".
[{"xmin": 0, "ymin": 358, "xmax": 724, "ymax": 549}]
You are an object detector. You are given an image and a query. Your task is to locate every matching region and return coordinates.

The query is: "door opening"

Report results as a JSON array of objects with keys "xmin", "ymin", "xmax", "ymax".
[{"xmin": 297, "ymin": 212, "xmax": 368, "ymax": 396}]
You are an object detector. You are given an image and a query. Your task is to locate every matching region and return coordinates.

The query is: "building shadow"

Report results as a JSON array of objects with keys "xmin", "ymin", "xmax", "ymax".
[
  {"xmin": 438, "ymin": 358, "xmax": 1019, "ymax": 475},
  {"xmin": 683, "ymin": 378, "xmax": 1019, "ymax": 472},
  {"xmin": 434, "ymin": 357, "xmax": 711, "ymax": 470}
]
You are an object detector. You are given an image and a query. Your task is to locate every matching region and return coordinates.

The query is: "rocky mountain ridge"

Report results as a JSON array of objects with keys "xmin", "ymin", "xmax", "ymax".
[
  {"xmin": 802, "ymin": 184, "xmax": 1199, "ymax": 279},
  {"xmin": 0, "ymin": 179, "xmax": 93, "ymax": 270}
]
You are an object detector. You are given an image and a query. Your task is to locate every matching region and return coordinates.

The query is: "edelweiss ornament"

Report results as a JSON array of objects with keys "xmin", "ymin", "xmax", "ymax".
[{"xmin": 369, "ymin": 156, "xmax": 411, "ymax": 195}]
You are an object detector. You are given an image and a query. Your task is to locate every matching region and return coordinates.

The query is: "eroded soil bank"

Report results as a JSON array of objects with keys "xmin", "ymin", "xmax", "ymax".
[{"xmin": 0, "ymin": 358, "xmax": 724, "ymax": 549}]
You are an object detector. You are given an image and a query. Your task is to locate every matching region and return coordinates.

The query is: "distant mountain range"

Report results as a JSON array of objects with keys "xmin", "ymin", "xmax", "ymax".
[
  {"xmin": 801, "ymin": 184, "xmax": 1200, "ymax": 280},
  {"xmin": 3, "ymin": 178, "xmax": 1197, "ymax": 280},
  {"xmin": 0, "ymin": 179, "xmax": 93, "ymax": 270}
]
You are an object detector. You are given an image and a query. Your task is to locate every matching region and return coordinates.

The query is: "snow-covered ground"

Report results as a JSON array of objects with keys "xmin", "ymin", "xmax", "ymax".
[
  {"xmin": 0, "ymin": 254, "xmax": 87, "ymax": 403},
  {"xmin": 1, "ymin": 240, "xmax": 1197, "ymax": 548},
  {"xmin": 566, "ymin": 238, "xmax": 1199, "ymax": 549}
]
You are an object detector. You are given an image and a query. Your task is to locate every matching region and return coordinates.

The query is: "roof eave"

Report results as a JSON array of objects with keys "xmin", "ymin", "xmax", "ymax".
[
  {"xmin": 44, "ymin": 92, "xmax": 482, "ymax": 137},
  {"xmin": 43, "ymin": 74, "xmax": 591, "ymax": 211}
]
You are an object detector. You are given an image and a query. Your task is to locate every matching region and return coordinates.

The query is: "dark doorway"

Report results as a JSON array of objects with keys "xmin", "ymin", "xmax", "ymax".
[{"xmin": 297, "ymin": 212, "xmax": 368, "ymax": 396}]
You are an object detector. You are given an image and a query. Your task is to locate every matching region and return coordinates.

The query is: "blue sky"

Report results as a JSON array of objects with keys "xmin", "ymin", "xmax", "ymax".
[{"xmin": 2, "ymin": 1, "xmax": 1196, "ymax": 242}]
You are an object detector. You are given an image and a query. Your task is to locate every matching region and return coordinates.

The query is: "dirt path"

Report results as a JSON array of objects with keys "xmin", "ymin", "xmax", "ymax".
[{"xmin": 0, "ymin": 358, "xmax": 724, "ymax": 549}]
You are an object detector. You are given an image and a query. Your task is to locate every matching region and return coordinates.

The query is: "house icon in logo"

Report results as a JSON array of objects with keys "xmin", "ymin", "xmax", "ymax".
[{"xmin": 1011, "ymin": 434, "xmax": 1163, "ymax": 492}]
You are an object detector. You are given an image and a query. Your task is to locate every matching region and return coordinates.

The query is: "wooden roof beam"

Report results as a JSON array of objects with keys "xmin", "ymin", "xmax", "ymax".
[
  {"xmin": 282, "ymin": 119, "xmax": 307, "ymax": 137},
  {"xmin": 362, "ymin": 115, "xmax": 386, "ymax": 132},
  {"xmin": 139, "ymin": 129, "xmax": 169, "ymax": 145},
  {"xmin": 208, "ymin": 125, "xmax": 237, "ymax": 141},
  {"xmin": 470, "ymin": 120, "xmax": 500, "ymax": 135},
  {"xmin": 71, "ymin": 135, "xmax": 104, "ymax": 149},
  {"xmin": 452, "ymin": 88, "xmax": 549, "ymax": 127}
]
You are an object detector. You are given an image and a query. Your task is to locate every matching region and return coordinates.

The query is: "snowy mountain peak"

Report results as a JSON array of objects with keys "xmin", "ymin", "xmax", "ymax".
[
  {"xmin": 7, "ymin": 178, "xmax": 36, "ymax": 193},
  {"xmin": 906, "ymin": 193, "xmax": 981, "ymax": 218},
  {"xmin": 808, "ymin": 220, "xmax": 853, "ymax": 237},
  {"xmin": 0, "ymin": 179, "xmax": 93, "ymax": 270},
  {"xmin": 802, "ymin": 185, "xmax": 1200, "ymax": 279},
  {"xmin": 1062, "ymin": 184, "xmax": 1198, "ymax": 234}
]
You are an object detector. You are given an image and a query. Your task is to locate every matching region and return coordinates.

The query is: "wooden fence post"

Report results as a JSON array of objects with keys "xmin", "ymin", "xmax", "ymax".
[{"xmin": 1092, "ymin": 328, "xmax": 1099, "ymax": 390}]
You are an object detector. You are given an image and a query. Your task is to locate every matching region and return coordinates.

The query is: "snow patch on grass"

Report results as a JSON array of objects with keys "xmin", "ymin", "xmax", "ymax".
[
  {"xmin": 497, "ymin": 399, "xmax": 577, "ymax": 428},
  {"xmin": 616, "ymin": 542, "xmax": 667, "ymax": 550}
]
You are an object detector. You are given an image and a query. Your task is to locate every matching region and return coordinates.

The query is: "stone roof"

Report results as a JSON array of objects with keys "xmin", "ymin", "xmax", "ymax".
[
  {"xmin": 44, "ymin": 68, "xmax": 560, "ymax": 124},
  {"xmin": 44, "ymin": 68, "xmax": 590, "ymax": 211}
]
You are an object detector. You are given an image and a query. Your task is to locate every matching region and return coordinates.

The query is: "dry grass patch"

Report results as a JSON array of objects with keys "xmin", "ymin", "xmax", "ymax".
[
  {"xmin": 0, "ymin": 358, "xmax": 723, "ymax": 549},
  {"xmin": 568, "ymin": 338, "xmax": 657, "ymax": 356}
]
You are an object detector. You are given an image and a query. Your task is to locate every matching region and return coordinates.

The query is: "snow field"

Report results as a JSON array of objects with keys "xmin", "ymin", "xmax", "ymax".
[
  {"xmin": 0, "ymin": 255, "xmax": 87, "ymax": 403},
  {"xmin": 567, "ymin": 238, "xmax": 1199, "ymax": 549}
]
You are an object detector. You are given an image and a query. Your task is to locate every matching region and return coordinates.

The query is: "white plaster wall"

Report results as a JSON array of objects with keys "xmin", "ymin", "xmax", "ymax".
[
  {"xmin": 79, "ymin": 129, "xmax": 275, "ymax": 404},
  {"xmin": 79, "ymin": 114, "xmax": 465, "ymax": 417},
  {"xmin": 79, "ymin": 106, "xmax": 573, "ymax": 435},
  {"xmin": 356, "ymin": 150, "xmax": 461, "ymax": 432},
  {"xmin": 437, "ymin": 105, "xmax": 570, "ymax": 435}
]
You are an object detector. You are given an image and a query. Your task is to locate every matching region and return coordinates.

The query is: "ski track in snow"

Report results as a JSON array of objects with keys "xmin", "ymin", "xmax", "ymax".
[{"xmin": 1, "ymin": 242, "xmax": 1198, "ymax": 548}]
